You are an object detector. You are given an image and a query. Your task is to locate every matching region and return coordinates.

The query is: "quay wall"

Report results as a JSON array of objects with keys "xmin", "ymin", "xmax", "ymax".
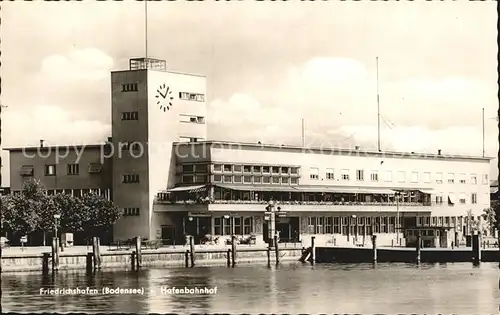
[
  {"xmin": 1, "ymin": 248, "xmax": 302, "ymax": 273},
  {"xmin": 315, "ymin": 246, "xmax": 500, "ymax": 263}
]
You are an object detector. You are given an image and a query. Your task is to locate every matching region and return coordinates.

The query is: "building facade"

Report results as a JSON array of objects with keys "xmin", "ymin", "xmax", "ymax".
[{"xmin": 3, "ymin": 57, "xmax": 493, "ymax": 247}]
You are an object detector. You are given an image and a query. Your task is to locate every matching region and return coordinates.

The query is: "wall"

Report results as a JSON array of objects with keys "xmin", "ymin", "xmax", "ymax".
[{"xmin": 7, "ymin": 146, "xmax": 112, "ymax": 191}]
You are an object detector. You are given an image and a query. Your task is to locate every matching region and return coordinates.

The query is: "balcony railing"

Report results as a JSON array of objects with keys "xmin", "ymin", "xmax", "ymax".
[{"xmin": 155, "ymin": 198, "xmax": 432, "ymax": 207}]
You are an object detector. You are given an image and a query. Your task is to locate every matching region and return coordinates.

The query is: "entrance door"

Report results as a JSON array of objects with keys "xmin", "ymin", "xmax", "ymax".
[
  {"xmin": 161, "ymin": 225, "xmax": 176, "ymax": 245},
  {"xmin": 263, "ymin": 221, "xmax": 269, "ymax": 244}
]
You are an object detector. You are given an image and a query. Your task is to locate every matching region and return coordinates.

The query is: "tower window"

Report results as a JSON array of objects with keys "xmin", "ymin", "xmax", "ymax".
[
  {"xmin": 122, "ymin": 174, "xmax": 140, "ymax": 183},
  {"xmin": 121, "ymin": 83, "xmax": 138, "ymax": 92},
  {"xmin": 121, "ymin": 111, "xmax": 139, "ymax": 120}
]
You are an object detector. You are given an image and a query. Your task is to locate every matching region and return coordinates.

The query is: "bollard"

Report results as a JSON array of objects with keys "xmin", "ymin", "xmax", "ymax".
[
  {"xmin": 472, "ymin": 233, "xmax": 481, "ymax": 265},
  {"xmin": 86, "ymin": 252, "xmax": 93, "ymax": 274},
  {"xmin": 371, "ymin": 235, "xmax": 377, "ymax": 264},
  {"xmin": 42, "ymin": 253, "xmax": 50, "ymax": 275},
  {"xmin": 185, "ymin": 250, "xmax": 190, "ymax": 268},
  {"xmin": 189, "ymin": 236, "xmax": 195, "ymax": 267},
  {"xmin": 227, "ymin": 249, "xmax": 231, "ymax": 267},
  {"xmin": 416, "ymin": 232, "xmax": 421, "ymax": 265},
  {"xmin": 92, "ymin": 237, "xmax": 101, "ymax": 270},
  {"xmin": 274, "ymin": 235, "xmax": 280, "ymax": 265},
  {"xmin": 267, "ymin": 247, "xmax": 271, "ymax": 268},
  {"xmin": 231, "ymin": 236, "xmax": 236, "ymax": 267},
  {"xmin": 51, "ymin": 237, "xmax": 59, "ymax": 272},
  {"xmin": 311, "ymin": 236, "xmax": 316, "ymax": 264},
  {"xmin": 135, "ymin": 236, "xmax": 142, "ymax": 269},
  {"xmin": 96, "ymin": 237, "xmax": 102, "ymax": 268},
  {"xmin": 131, "ymin": 251, "xmax": 136, "ymax": 271}
]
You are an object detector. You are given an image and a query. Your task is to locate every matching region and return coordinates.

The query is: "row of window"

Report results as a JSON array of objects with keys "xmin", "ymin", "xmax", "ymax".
[
  {"xmin": 213, "ymin": 216, "xmax": 253, "ymax": 236},
  {"xmin": 436, "ymin": 192, "xmax": 489, "ymax": 205},
  {"xmin": 20, "ymin": 163, "xmax": 102, "ymax": 177},
  {"xmin": 306, "ymin": 216, "xmax": 402, "ymax": 234},
  {"xmin": 123, "ymin": 208, "xmax": 140, "ymax": 216},
  {"xmin": 178, "ymin": 137, "xmax": 204, "ymax": 143},
  {"xmin": 123, "ymin": 174, "xmax": 140, "ymax": 184},
  {"xmin": 179, "ymin": 115, "xmax": 205, "ymax": 124},
  {"xmin": 310, "ymin": 168, "xmax": 489, "ymax": 185},
  {"xmin": 212, "ymin": 174, "xmax": 299, "ymax": 185},
  {"xmin": 121, "ymin": 83, "xmax": 138, "ymax": 92},
  {"xmin": 179, "ymin": 92, "xmax": 205, "ymax": 102},
  {"xmin": 121, "ymin": 111, "xmax": 139, "ymax": 121},
  {"xmin": 12, "ymin": 188, "xmax": 111, "ymax": 199},
  {"xmin": 212, "ymin": 164, "xmax": 300, "ymax": 175}
]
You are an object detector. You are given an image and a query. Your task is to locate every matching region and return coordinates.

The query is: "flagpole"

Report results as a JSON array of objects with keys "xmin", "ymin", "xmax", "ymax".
[
  {"xmin": 145, "ymin": 0, "xmax": 148, "ymax": 58},
  {"xmin": 376, "ymin": 57, "xmax": 381, "ymax": 152}
]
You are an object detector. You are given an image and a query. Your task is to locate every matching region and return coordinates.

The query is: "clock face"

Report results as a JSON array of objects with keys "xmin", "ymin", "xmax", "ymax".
[{"xmin": 155, "ymin": 83, "xmax": 174, "ymax": 112}]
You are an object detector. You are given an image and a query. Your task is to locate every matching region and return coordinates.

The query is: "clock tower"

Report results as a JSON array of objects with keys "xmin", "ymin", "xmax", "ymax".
[{"xmin": 111, "ymin": 57, "xmax": 207, "ymax": 241}]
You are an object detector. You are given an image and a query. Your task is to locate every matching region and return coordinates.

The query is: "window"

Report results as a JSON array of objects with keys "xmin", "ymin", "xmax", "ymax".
[
  {"xmin": 435, "ymin": 194, "xmax": 443, "ymax": 205},
  {"xmin": 121, "ymin": 83, "xmax": 138, "ymax": 92},
  {"xmin": 263, "ymin": 176, "xmax": 271, "ymax": 184},
  {"xmin": 182, "ymin": 164, "xmax": 194, "ymax": 173},
  {"xmin": 341, "ymin": 169, "xmax": 349, "ymax": 181},
  {"xmin": 243, "ymin": 165, "xmax": 252, "ymax": 173},
  {"xmin": 178, "ymin": 137, "xmax": 201, "ymax": 143},
  {"xmin": 448, "ymin": 193, "xmax": 455, "ymax": 206},
  {"xmin": 213, "ymin": 164, "xmax": 222, "ymax": 172},
  {"xmin": 290, "ymin": 178, "xmax": 298, "ymax": 185},
  {"xmin": 397, "ymin": 171, "xmax": 405, "ymax": 183},
  {"xmin": 234, "ymin": 175, "xmax": 242, "ymax": 183},
  {"xmin": 484, "ymin": 193, "xmax": 489, "ymax": 205},
  {"xmin": 121, "ymin": 111, "xmax": 139, "ymax": 120},
  {"xmin": 459, "ymin": 194, "xmax": 466, "ymax": 204},
  {"xmin": 470, "ymin": 174, "xmax": 477, "ymax": 185},
  {"xmin": 272, "ymin": 177, "xmax": 280, "ymax": 184},
  {"xmin": 67, "ymin": 164, "xmax": 79, "ymax": 175},
  {"xmin": 410, "ymin": 172, "xmax": 418, "ymax": 183},
  {"xmin": 233, "ymin": 165, "xmax": 242, "ymax": 172},
  {"xmin": 122, "ymin": 174, "xmax": 140, "ymax": 183},
  {"xmin": 234, "ymin": 217, "xmax": 242, "ymax": 235},
  {"xmin": 179, "ymin": 92, "xmax": 205, "ymax": 102},
  {"xmin": 194, "ymin": 164, "xmax": 208, "ymax": 173},
  {"xmin": 20, "ymin": 165, "xmax": 34, "ymax": 177},
  {"xmin": 310, "ymin": 168, "xmax": 319, "ymax": 180},
  {"xmin": 356, "ymin": 170, "xmax": 364, "ymax": 181},
  {"xmin": 423, "ymin": 172, "xmax": 431, "ymax": 183},
  {"xmin": 326, "ymin": 168, "xmax": 334, "ymax": 180},
  {"xmin": 281, "ymin": 177, "xmax": 290, "ymax": 185},
  {"xmin": 243, "ymin": 217, "xmax": 252, "ymax": 234},
  {"xmin": 214, "ymin": 218, "xmax": 222, "ymax": 235},
  {"xmin": 308, "ymin": 217, "xmax": 315, "ymax": 234},
  {"xmin": 482, "ymin": 174, "xmax": 488, "ymax": 185},
  {"xmin": 448, "ymin": 173, "xmax": 455, "ymax": 184},
  {"xmin": 88, "ymin": 163, "xmax": 102, "ymax": 174},
  {"xmin": 213, "ymin": 175, "xmax": 222, "ymax": 183},
  {"xmin": 471, "ymin": 193, "xmax": 477, "ymax": 204},
  {"xmin": 262, "ymin": 166, "xmax": 270, "ymax": 173},
  {"xmin": 123, "ymin": 208, "xmax": 140, "ymax": 216},
  {"xmin": 281, "ymin": 167, "xmax": 289, "ymax": 174},
  {"xmin": 45, "ymin": 164, "xmax": 56, "ymax": 176},
  {"xmin": 436, "ymin": 172, "xmax": 443, "ymax": 184},
  {"xmin": 253, "ymin": 176, "xmax": 262, "ymax": 184},
  {"xmin": 383, "ymin": 171, "xmax": 392, "ymax": 182},
  {"xmin": 243, "ymin": 176, "xmax": 252, "ymax": 184},
  {"xmin": 224, "ymin": 217, "xmax": 231, "ymax": 235},
  {"xmin": 223, "ymin": 165, "xmax": 232, "ymax": 172},
  {"xmin": 223, "ymin": 175, "xmax": 232, "ymax": 183},
  {"xmin": 459, "ymin": 173, "xmax": 466, "ymax": 184},
  {"xmin": 271, "ymin": 167, "xmax": 280, "ymax": 174},
  {"xmin": 316, "ymin": 217, "xmax": 324, "ymax": 234},
  {"xmin": 370, "ymin": 171, "xmax": 378, "ymax": 182},
  {"xmin": 290, "ymin": 167, "xmax": 298, "ymax": 175},
  {"xmin": 253, "ymin": 166, "xmax": 262, "ymax": 173}
]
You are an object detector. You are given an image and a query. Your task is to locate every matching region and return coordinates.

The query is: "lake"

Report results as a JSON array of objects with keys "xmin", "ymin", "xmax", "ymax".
[{"xmin": 2, "ymin": 262, "xmax": 499, "ymax": 314}]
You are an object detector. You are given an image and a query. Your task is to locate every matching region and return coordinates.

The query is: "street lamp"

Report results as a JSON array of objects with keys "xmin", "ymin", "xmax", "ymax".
[
  {"xmin": 395, "ymin": 191, "xmax": 401, "ymax": 245},
  {"xmin": 54, "ymin": 214, "xmax": 62, "ymax": 252}
]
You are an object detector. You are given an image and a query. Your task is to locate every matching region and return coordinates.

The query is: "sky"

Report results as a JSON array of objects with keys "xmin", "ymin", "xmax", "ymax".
[{"xmin": 1, "ymin": 1, "xmax": 498, "ymax": 186}]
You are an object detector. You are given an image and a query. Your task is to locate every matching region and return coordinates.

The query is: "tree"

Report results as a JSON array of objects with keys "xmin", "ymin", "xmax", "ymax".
[
  {"xmin": 1, "ymin": 194, "xmax": 14, "ymax": 233},
  {"xmin": 52, "ymin": 193, "xmax": 87, "ymax": 232},
  {"xmin": 481, "ymin": 207, "xmax": 497, "ymax": 236},
  {"xmin": 80, "ymin": 193, "xmax": 122, "ymax": 236},
  {"xmin": 7, "ymin": 192, "xmax": 40, "ymax": 235}
]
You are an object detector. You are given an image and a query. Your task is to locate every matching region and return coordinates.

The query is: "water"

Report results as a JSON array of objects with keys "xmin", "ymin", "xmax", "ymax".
[{"xmin": 2, "ymin": 263, "xmax": 499, "ymax": 314}]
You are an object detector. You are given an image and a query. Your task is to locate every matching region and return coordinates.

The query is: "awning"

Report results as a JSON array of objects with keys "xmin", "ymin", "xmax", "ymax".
[
  {"xmin": 448, "ymin": 195, "xmax": 455, "ymax": 204},
  {"xmin": 490, "ymin": 187, "xmax": 498, "ymax": 194},
  {"xmin": 19, "ymin": 165, "xmax": 34, "ymax": 176},
  {"xmin": 88, "ymin": 163, "xmax": 102, "ymax": 174},
  {"xmin": 417, "ymin": 189, "xmax": 434, "ymax": 194},
  {"xmin": 215, "ymin": 184, "xmax": 297, "ymax": 192},
  {"xmin": 295, "ymin": 186, "xmax": 396, "ymax": 195},
  {"xmin": 167, "ymin": 185, "xmax": 207, "ymax": 193}
]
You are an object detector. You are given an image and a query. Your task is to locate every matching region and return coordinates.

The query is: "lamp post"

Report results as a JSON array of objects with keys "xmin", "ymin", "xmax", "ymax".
[
  {"xmin": 54, "ymin": 214, "xmax": 62, "ymax": 252},
  {"xmin": 352, "ymin": 214, "xmax": 357, "ymax": 244},
  {"xmin": 395, "ymin": 191, "xmax": 401, "ymax": 245},
  {"xmin": 223, "ymin": 214, "xmax": 233, "ymax": 243}
]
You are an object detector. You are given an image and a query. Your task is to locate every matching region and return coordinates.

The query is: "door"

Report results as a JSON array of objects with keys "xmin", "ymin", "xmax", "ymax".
[
  {"xmin": 263, "ymin": 221, "xmax": 269, "ymax": 244},
  {"xmin": 161, "ymin": 225, "xmax": 176, "ymax": 245}
]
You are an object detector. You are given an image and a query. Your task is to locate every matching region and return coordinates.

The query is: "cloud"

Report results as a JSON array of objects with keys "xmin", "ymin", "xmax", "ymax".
[{"xmin": 207, "ymin": 57, "xmax": 499, "ymax": 159}]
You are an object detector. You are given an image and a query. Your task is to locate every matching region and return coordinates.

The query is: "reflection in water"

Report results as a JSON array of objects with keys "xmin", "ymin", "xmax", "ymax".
[{"xmin": 2, "ymin": 263, "xmax": 499, "ymax": 314}]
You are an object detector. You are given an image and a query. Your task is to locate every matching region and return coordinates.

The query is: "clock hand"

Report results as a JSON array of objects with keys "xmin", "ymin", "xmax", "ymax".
[{"xmin": 157, "ymin": 90, "xmax": 167, "ymax": 99}]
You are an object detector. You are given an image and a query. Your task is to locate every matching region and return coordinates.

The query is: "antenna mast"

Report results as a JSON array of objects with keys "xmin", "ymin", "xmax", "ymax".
[
  {"xmin": 145, "ymin": 0, "xmax": 148, "ymax": 58},
  {"xmin": 301, "ymin": 118, "xmax": 305, "ymax": 147},
  {"xmin": 376, "ymin": 57, "xmax": 381, "ymax": 152},
  {"xmin": 482, "ymin": 107, "xmax": 485, "ymax": 157}
]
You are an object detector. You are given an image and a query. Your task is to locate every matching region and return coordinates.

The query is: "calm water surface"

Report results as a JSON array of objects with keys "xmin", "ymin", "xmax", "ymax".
[{"xmin": 2, "ymin": 263, "xmax": 499, "ymax": 314}]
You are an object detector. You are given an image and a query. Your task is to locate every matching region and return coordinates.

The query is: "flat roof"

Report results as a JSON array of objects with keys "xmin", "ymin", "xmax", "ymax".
[
  {"xmin": 4, "ymin": 144, "xmax": 106, "ymax": 152},
  {"xmin": 174, "ymin": 140, "xmax": 493, "ymax": 162},
  {"xmin": 111, "ymin": 69, "xmax": 206, "ymax": 78}
]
